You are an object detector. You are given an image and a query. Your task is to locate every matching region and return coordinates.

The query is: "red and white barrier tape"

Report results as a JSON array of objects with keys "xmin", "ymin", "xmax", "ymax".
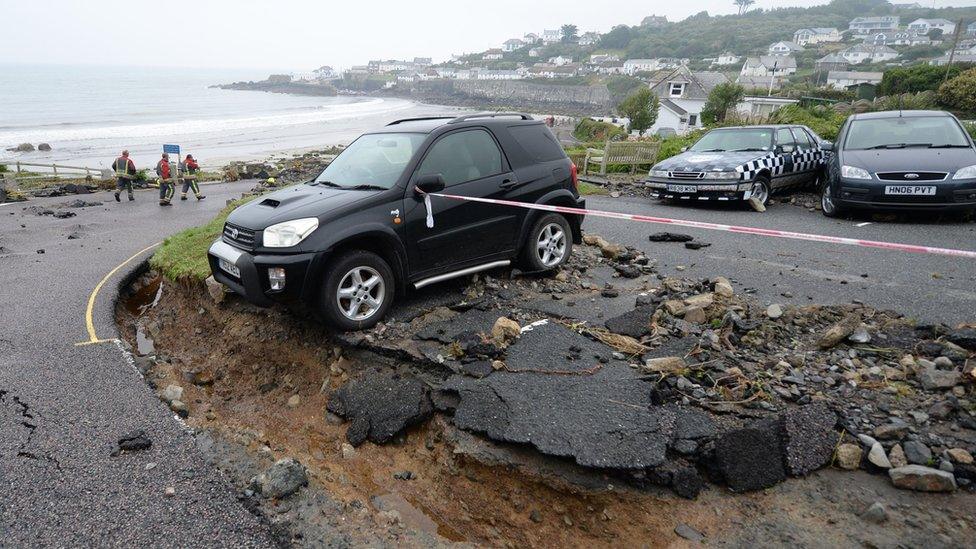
[{"xmin": 424, "ymin": 192, "xmax": 976, "ymax": 260}]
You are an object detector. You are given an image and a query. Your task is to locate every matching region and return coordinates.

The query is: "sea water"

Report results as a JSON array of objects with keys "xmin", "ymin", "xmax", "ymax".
[{"xmin": 0, "ymin": 63, "xmax": 440, "ymax": 170}]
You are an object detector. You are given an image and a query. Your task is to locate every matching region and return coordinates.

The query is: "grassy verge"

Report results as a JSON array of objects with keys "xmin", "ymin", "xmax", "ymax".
[
  {"xmin": 578, "ymin": 181, "xmax": 609, "ymax": 196},
  {"xmin": 150, "ymin": 197, "xmax": 252, "ymax": 281}
]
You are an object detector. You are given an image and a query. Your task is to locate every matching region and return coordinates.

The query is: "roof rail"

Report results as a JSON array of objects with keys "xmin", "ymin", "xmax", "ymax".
[
  {"xmin": 448, "ymin": 112, "xmax": 534, "ymax": 124},
  {"xmin": 386, "ymin": 115, "xmax": 457, "ymax": 126}
]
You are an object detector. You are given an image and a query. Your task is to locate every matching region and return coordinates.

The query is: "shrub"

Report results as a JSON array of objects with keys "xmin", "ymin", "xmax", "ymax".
[
  {"xmin": 768, "ymin": 104, "xmax": 847, "ymax": 140},
  {"xmin": 617, "ymin": 88, "xmax": 659, "ymax": 136},
  {"xmin": 938, "ymin": 68, "xmax": 976, "ymax": 116},
  {"xmin": 879, "ymin": 64, "xmax": 975, "ymax": 96},
  {"xmin": 701, "ymin": 83, "xmax": 746, "ymax": 125},
  {"xmin": 573, "ymin": 118, "xmax": 628, "ymax": 142},
  {"xmin": 656, "ymin": 131, "xmax": 705, "ymax": 162},
  {"xmin": 0, "ymin": 164, "xmax": 7, "ymax": 173}
]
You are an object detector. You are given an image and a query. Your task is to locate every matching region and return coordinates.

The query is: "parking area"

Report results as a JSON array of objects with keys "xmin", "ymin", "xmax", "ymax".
[{"xmin": 584, "ymin": 194, "xmax": 976, "ymax": 326}]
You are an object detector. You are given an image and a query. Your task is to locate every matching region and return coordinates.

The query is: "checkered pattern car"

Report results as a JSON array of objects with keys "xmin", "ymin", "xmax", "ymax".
[{"xmin": 644, "ymin": 125, "xmax": 827, "ymax": 203}]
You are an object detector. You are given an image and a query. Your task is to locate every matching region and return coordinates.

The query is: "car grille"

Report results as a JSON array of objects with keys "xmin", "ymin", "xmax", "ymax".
[
  {"xmin": 669, "ymin": 171, "xmax": 705, "ymax": 180},
  {"xmin": 223, "ymin": 222, "xmax": 257, "ymax": 249},
  {"xmin": 876, "ymin": 171, "xmax": 947, "ymax": 182}
]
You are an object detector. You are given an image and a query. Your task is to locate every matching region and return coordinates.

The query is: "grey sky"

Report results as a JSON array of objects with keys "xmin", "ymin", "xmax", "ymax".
[{"xmin": 0, "ymin": 0, "xmax": 968, "ymax": 71}]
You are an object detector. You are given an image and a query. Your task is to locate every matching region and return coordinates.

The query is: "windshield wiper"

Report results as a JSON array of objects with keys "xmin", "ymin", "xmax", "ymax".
[
  {"xmin": 866, "ymin": 143, "xmax": 932, "ymax": 149},
  {"xmin": 732, "ymin": 148, "xmax": 766, "ymax": 152},
  {"xmin": 928, "ymin": 144, "xmax": 971, "ymax": 149},
  {"xmin": 312, "ymin": 180, "xmax": 343, "ymax": 188},
  {"xmin": 695, "ymin": 148, "xmax": 725, "ymax": 152},
  {"xmin": 343, "ymin": 184, "xmax": 386, "ymax": 191}
]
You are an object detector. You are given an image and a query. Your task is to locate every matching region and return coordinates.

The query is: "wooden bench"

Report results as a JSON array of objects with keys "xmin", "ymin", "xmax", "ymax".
[{"xmin": 583, "ymin": 141, "xmax": 661, "ymax": 175}]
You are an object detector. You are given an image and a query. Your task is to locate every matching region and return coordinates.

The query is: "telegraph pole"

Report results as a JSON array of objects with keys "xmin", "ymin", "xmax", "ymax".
[{"xmin": 943, "ymin": 19, "xmax": 965, "ymax": 85}]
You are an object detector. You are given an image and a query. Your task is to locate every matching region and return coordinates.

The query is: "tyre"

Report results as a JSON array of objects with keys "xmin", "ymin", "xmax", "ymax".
[
  {"xmin": 320, "ymin": 250, "xmax": 395, "ymax": 331},
  {"xmin": 521, "ymin": 213, "xmax": 573, "ymax": 272},
  {"xmin": 820, "ymin": 182, "xmax": 846, "ymax": 218},
  {"xmin": 747, "ymin": 176, "xmax": 771, "ymax": 208}
]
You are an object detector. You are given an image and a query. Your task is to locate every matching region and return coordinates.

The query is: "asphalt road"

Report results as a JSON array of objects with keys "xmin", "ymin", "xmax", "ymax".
[
  {"xmin": 1, "ymin": 181, "xmax": 975, "ymax": 545},
  {"xmin": 0, "ymin": 183, "xmax": 273, "ymax": 547},
  {"xmin": 584, "ymin": 195, "xmax": 976, "ymax": 326}
]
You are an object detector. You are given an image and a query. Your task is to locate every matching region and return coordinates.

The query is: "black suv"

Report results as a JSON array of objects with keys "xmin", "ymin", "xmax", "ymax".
[
  {"xmin": 820, "ymin": 110, "xmax": 976, "ymax": 217},
  {"xmin": 208, "ymin": 113, "xmax": 585, "ymax": 330}
]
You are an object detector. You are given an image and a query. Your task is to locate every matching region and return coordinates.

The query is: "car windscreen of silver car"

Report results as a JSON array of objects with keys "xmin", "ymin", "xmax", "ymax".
[
  {"xmin": 845, "ymin": 117, "xmax": 971, "ymax": 150},
  {"xmin": 314, "ymin": 132, "xmax": 427, "ymax": 189},
  {"xmin": 691, "ymin": 128, "xmax": 773, "ymax": 152}
]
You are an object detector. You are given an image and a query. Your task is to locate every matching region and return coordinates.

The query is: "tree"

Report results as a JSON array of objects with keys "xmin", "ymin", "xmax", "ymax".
[
  {"xmin": 618, "ymin": 88, "xmax": 660, "ymax": 136},
  {"xmin": 879, "ymin": 64, "xmax": 975, "ymax": 96},
  {"xmin": 938, "ymin": 68, "xmax": 976, "ymax": 115},
  {"xmin": 734, "ymin": 0, "xmax": 755, "ymax": 15},
  {"xmin": 927, "ymin": 28, "xmax": 944, "ymax": 41},
  {"xmin": 561, "ymin": 24, "xmax": 579, "ymax": 44},
  {"xmin": 701, "ymin": 83, "xmax": 746, "ymax": 125}
]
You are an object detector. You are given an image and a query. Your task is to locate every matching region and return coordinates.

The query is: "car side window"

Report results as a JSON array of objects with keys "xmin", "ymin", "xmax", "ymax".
[
  {"xmin": 776, "ymin": 128, "xmax": 796, "ymax": 153},
  {"xmin": 416, "ymin": 129, "xmax": 504, "ymax": 187},
  {"xmin": 794, "ymin": 128, "xmax": 813, "ymax": 149}
]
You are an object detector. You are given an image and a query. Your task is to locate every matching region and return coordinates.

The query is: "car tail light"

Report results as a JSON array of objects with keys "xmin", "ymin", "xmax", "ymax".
[{"xmin": 570, "ymin": 161, "xmax": 579, "ymax": 192}]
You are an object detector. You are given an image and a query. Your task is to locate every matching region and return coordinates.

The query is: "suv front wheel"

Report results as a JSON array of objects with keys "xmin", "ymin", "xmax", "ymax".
[
  {"xmin": 521, "ymin": 213, "xmax": 573, "ymax": 271},
  {"xmin": 320, "ymin": 250, "xmax": 394, "ymax": 331}
]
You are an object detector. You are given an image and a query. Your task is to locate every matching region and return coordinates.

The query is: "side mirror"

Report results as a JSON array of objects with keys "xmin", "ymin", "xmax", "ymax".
[
  {"xmin": 414, "ymin": 174, "xmax": 446, "ymax": 195},
  {"xmin": 774, "ymin": 145, "xmax": 785, "ymax": 155},
  {"xmin": 821, "ymin": 142, "xmax": 835, "ymax": 152}
]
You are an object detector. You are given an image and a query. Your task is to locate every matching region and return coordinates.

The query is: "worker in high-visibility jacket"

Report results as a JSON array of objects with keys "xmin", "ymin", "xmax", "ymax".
[
  {"xmin": 155, "ymin": 153, "xmax": 176, "ymax": 206},
  {"xmin": 112, "ymin": 150, "xmax": 137, "ymax": 202},
  {"xmin": 179, "ymin": 154, "xmax": 206, "ymax": 201}
]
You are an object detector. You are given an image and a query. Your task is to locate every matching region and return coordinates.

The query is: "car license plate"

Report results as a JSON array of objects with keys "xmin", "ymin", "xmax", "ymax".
[
  {"xmin": 667, "ymin": 184, "xmax": 698, "ymax": 193},
  {"xmin": 884, "ymin": 185, "xmax": 936, "ymax": 196},
  {"xmin": 219, "ymin": 258, "xmax": 240, "ymax": 278}
]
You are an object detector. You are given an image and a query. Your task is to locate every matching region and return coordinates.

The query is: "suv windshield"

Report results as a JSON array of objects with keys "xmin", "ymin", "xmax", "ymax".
[
  {"xmin": 844, "ymin": 117, "xmax": 971, "ymax": 150},
  {"xmin": 314, "ymin": 132, "xmax": 426, "ymax": 189},
  {"xmin": 690, "ymin": 128, "xmax": 774, "ymax": 152}
]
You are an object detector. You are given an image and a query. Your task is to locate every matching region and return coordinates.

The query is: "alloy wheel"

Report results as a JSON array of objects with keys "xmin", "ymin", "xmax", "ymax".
[
  {"xmin": 336, "ymin": 266, "xmax": 385, "ymax": 321},
  {"xmin": 536, "ymin": 223, "xmax": 567, "ymax": 268},
  {"xmin": 750, "ymin": 180, "xmax": 769, "ymax": 205}
]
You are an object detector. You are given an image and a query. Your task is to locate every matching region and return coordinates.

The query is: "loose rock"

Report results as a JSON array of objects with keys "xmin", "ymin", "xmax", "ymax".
[
  {"xmin": 888, "ymin": 465, "xmax": 957, "ymax": 492},
  {"xmin": 835, "ymin": 443, "xmax": 862, "ymax": 470},
  {"xmin": 251, "ymin": 457, "xmax": 308, "ymax": 499}
]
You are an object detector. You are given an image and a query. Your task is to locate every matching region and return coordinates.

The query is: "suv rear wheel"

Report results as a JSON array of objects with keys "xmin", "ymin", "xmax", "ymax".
[
  {"xmin": 321, "ymin": 250, "xmax": 394, "ymax": 331},
  {"xmin": 521, "ymin": 213, "xmax": 573, "ymax": 271}
]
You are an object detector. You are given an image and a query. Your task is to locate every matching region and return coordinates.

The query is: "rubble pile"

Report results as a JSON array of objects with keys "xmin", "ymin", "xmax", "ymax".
[{"xmin": 327, "ymin": 234, "xmax": 975, "ymax": 497}]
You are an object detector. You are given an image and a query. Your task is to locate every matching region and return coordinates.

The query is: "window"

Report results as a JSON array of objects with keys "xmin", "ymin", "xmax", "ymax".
[
  {"xmin": 314, "ymin": 132, "xmax": 426, "ymax": 189},
  {"xmin": 844, "ymin": 116, "xmax": 970, "ymax": 150},
  {"xmin": 793, "ymin": 128, "xmax": 813, "ymax": 149},
  {"xmin": 508, "ymin": 125, "xmax": 565, "ymax": 162},
  {"xmin": 669, "ymin": 82, "xmax": 686, "ymax": 97},
  {"xmin": 775, "ymin": 128, "xmax": 797, "ymax": 153},
  {"xmin": 416, "ymin": 130, "xmax": 504, "ymax": 186},
  {"xmin": 688, "ymin": 114, "xmax": 698, "ymax": 127},
  {"xmin": 690, "ymin": 128, "xmax": 773, "ymax": 152}
]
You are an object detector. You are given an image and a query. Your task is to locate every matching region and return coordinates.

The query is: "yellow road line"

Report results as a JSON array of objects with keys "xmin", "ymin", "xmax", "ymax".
[{"xmin": 75, "ymin": 242, "xmax": 160, "ymax": 346}]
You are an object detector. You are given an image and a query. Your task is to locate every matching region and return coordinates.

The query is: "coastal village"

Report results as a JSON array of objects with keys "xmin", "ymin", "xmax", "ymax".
[{"xmin": 248, "ymin": 5, "xmax": 976, "ymax": 137}]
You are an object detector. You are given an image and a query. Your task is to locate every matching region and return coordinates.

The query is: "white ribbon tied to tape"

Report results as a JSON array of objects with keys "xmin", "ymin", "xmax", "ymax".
[{"xmin": 424, "ymin": 193, "xmax": 434, "ymax": 228}]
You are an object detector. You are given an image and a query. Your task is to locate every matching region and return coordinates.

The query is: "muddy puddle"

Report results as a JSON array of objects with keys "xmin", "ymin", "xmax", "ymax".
[{"xmin": 115, "ymin": 273, "xmax": 976, "ymax": 548}]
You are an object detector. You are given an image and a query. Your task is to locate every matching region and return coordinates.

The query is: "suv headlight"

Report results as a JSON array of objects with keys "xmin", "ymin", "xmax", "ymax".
[
  {"xmin": 263, "ymin": 217, "xmax": 319, "ymax": 248},
  {"xmin": 841, "ymin": 165, "xmax": 872, "ymax": 180},
  {"xmin": 649, "ymin": 169, "xmax": 670, "ymax": 178},
  {"xmin": 953, "ymin": 165, "xmax": 976, "ymax": 180},
  {"xmin": 702, "ymin": 171, "xmax": 739, "ymax": 180}
]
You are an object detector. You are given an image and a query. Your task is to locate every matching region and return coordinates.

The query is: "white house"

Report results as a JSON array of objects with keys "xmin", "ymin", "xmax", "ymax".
[
  {"xmin": 768, "ymin": 41, "xmax": 803, "ymax": 56},
  {"xmin": 931, "ymin": 53, "xmax": 976, "ymax": 66},
  {"xmin": 477, "ymin": 70, "xmax": 522, "ymax": 80},
  {"xmin": 713, "ymin": 52, "xmax": 741, "ymax": 66},
  {"xmin": 737, "ymin": 75, "xmax": 783, "ymax": 91},
  {"xmin": 502, "ymin": 38, "xmax": 524, "ymax": 52},
  {"xmin": 839, "ymin": 44, "xmax": 899, "ymax": 64},
  {"xmin": 528, "ymin": 48, "xmax": 542, "ymax": 58},
  {"xmin": 579, "ymin": 32, "xmax": 601, "ymax": 46},
  {"xmin": 864, "ymin": 30, "xmax": 931, "ymax": 47},
  {"xmin": 793, "ymin": 28, "xmax": 841, "ymax": 46},
  {"xmin": 548, "ymin": 55, "xmax": 573, "ymax": 66},
  {"xmin": 908, "ymin": 18, "xmax": 956, "ymax": 36},
  {"xmin": 622, "ymin": 59, "xmax": 658, "ymax": 75},
  {"xmin": 826, "ymin": 71, "xmax": 883, "ymax": 89},
  {"xmin": 735, "ymin": 96, "xmax": 800, "ymax": 119},
  {"xmin": 740, "ymin": 56, "xmax": 797, "ymax": 77},
  {"xmin": 589, "ymin": 54, "xmax": 619, "ymax": 64},
  {"xmin": 646, "ymin": 66, "xmax": 730, "ymax": 135},
  {"xmin": 542, "ymin": 29, "xmax": 561, "ymax": 43},
  {"xmin": 849, "ymin": 16, "xmax": 900, "ymax": 35},
  {"xmin": 523, "ymin": 32, "xmax": 539, "ymax": 43},
  {"xmin": 482, "ymin": 49, "xmax": 504, "ymax": 60}
]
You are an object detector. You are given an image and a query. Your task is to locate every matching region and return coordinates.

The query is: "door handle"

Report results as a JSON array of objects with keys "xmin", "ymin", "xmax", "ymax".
[{"xmin": 499, "ymin": 178, "xmax": 519, "ymax": 189}]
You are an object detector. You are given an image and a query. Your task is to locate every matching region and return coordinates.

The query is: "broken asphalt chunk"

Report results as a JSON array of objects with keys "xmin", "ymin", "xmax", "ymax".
[
  {"xmin": 714, "ymin": 419, "xmax": 786, "ymax": 492},
  {"xmin": 326, "ymin": 373, "xmax": 433, "ymax": 447},
  {"xmin": 113, "ymin": 429, "xmax": 152, "ymax": 456},
  {"xmin": 649, "ymin": 232, "xmax": 694, "ymax": 242},
  {"xmin": 779, "ymin": 402, "xmax": 837, "ymax": 476}
]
